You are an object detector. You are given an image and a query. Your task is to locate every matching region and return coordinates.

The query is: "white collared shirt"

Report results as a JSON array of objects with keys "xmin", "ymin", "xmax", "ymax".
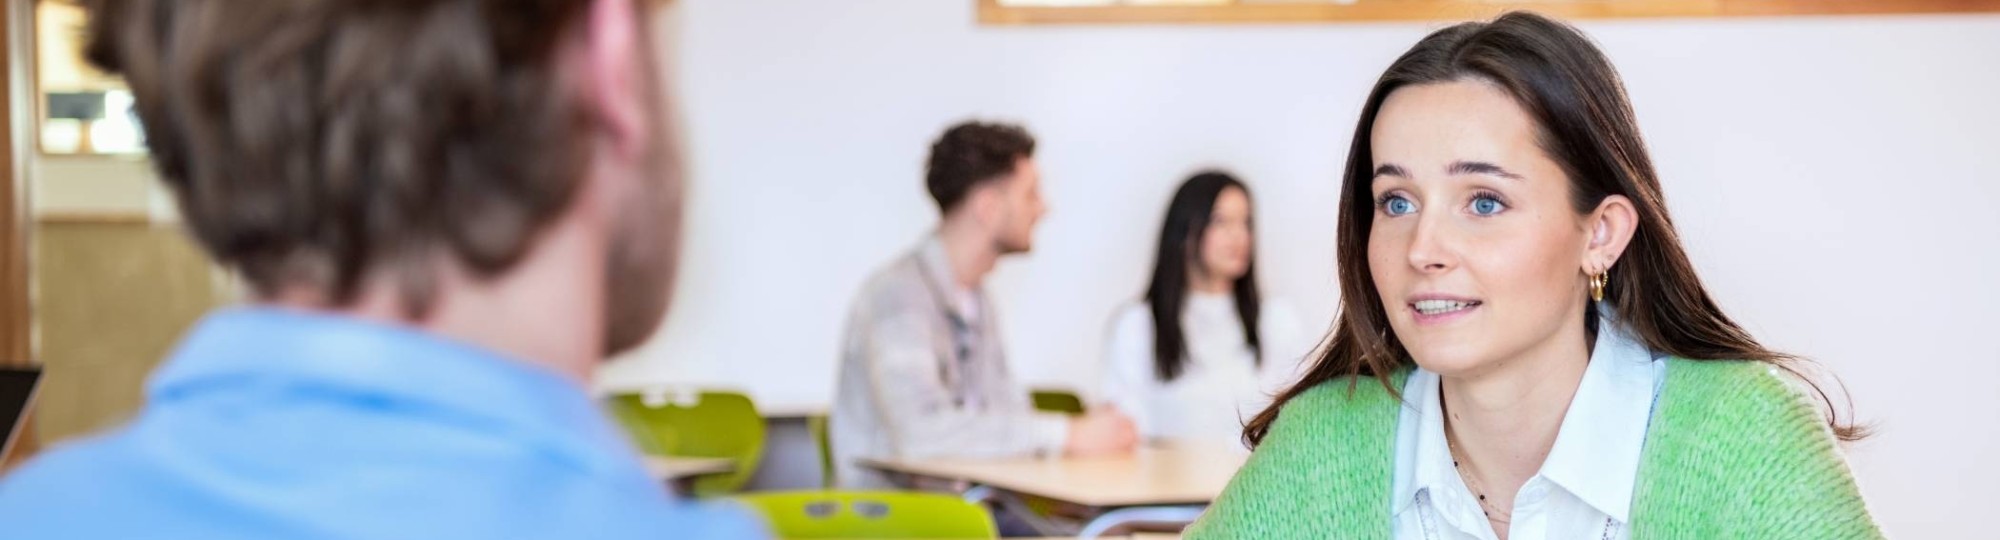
[
  {"xmin": 1099, "ymin": 295, "xmax": 1310, "ymax": 449},
  {"xmin": 1390, "ymin": 317, "xmax": 1667, "ymax": 540}
]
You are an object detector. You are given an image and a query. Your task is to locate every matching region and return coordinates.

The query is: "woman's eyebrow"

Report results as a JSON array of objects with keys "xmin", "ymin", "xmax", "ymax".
[{"xmin": 1448, "ymin": 160, "xmax": 1524, "ymax": 180}]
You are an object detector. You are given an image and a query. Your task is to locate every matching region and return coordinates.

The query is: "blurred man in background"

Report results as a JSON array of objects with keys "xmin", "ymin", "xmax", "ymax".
[
  {"xmin": 830, "ymin": 121, "xmax": 1138, "ymax": 491},
  {"xmin": 0, "ymin": 0, "xmax": 763, "ymax": 537}
]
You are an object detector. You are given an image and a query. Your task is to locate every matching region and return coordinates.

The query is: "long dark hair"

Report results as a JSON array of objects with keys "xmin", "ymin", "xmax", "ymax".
[
  {"xmin": 1243, "ymin": 12, "xmax": 1861, "ymax": 447},
  {"xmin": 1145, "ymin": 171, "xmax": 1262, "ymax": 382}
]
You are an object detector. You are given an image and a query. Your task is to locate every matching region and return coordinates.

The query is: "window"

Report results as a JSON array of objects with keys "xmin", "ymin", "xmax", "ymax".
[{"xmin": 36, "ymin": 0, "xmax": 144, "ymax": 155}]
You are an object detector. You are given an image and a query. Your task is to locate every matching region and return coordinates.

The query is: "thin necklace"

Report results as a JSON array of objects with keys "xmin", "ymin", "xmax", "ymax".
[
  {"xmin": 1444, "ymin": 431, "xmax": 1514, "ymax": 525},
  {"xmin": 1436, "ymin": 404, "xmax": 1620, "ymax": 540}
]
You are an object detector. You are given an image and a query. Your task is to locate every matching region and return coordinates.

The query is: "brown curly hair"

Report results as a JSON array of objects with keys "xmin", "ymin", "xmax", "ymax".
[{"xmin": 83, "ymin": 0, "xmax": 602, "ymax": 315}]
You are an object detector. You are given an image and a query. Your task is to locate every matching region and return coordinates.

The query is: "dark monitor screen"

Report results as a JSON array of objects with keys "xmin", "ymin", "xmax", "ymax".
[
  {"xmin": 45, "ymin": 92, "xmax": 107, "ymax": 121},
  {"xmin": 0, "ymin": 367, "xmax": 41, "ymax": 455}
]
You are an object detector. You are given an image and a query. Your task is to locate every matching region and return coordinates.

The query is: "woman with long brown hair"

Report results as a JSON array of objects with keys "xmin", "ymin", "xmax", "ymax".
[
  {"xmin": 1100, "ymin": 171, "xmax": 1310, "ymax": 450},
  {"xmin": 1186, "ymin": 12, "xmax": 1879, "ymax": 539}
]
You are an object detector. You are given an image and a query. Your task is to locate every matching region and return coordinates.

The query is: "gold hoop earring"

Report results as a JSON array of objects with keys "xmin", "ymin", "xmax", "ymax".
[{"xmin": 1590, "ymin": 272, "xmax": 1608, "ymax": 302}]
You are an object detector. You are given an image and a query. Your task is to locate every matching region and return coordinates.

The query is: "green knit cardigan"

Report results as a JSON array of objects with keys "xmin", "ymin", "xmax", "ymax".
[{"xmin": 1185, "ymin": 358, "xmax": 1882, "ymax": 539}]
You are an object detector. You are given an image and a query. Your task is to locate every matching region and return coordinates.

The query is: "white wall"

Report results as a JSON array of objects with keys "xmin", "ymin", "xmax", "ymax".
[{"xmin": 602, "ymin": 1, "xmax": 2000, "ymax": 534}]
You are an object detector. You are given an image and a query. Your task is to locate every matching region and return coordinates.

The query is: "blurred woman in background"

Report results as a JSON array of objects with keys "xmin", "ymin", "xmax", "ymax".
[{"xmin": 1101, "ymin": 171, "xmax": 1309, "ymax": 450}]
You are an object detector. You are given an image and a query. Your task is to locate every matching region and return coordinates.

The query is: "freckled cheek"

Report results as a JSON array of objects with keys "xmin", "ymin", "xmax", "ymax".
[
  {"xmin": 1366, "ymin": 226, "xmax": 1413, "ymax": 299},
  {"xmin": 1464, "ymin": 223, "xmax": 1584, "ymax": 306}
]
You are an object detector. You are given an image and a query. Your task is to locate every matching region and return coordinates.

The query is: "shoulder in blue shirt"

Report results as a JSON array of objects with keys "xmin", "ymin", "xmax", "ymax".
[{"xmin": 0, "ymin": 308, "xmax": 765, "ymax": 540}]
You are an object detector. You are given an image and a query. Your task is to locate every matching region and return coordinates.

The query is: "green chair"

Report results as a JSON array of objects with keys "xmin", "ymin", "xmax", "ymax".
[
  {"xmin": 1022, "ymin": 391, "xmax": 1084, "ymax": 520},
  {"xmin": 1030, "ymin": 389, "xmax": 1085, "ymax": 415},
  {"xmin": 734, "ymin": 490, "xmax": 996, "ymax": 539},
  {"xmin": 605, "ymin": 390, "xmax": 764, "ymax": 497},
  {"xmin": 808, "ymin": 413, "xmax": 835, "ymax": 488}
]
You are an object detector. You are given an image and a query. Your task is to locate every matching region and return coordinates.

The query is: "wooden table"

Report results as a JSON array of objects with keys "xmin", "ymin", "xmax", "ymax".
[
  {"xmin": 644, "ymin": 456, "xmax": 735, "ymax": 480},
  {"xmin": 860, "ymin": 445, "xmax": 1243, "ymax": 536},
  {"xmin": 756, "ymin": 400, "xmax": 828, "ymax": 420},
  {"xmin": 907, "ymin": 537, "xmax": 1177, "ymax": 540},
  {"xmin": 859, "ymin": 444, "xmax": 1244, "ymax": 508}
]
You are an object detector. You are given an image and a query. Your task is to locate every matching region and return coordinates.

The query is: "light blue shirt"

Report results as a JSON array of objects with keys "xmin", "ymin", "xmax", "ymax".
[{"xmin": 0, "ymin": 308, "xmax": 765, "ymax": 539}]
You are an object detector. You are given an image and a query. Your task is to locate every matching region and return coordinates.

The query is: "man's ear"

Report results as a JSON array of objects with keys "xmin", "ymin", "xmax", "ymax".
[
  {"xmin": 961, "ymin": 182, "xmax": 1004, "ymax": 229},
  {"xmin": 580, "ymin": 0, "xmax": 648, "ymax": 160}
]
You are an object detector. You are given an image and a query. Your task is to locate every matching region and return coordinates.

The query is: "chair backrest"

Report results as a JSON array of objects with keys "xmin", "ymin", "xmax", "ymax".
[
  {"xmin": 1029, "ymin": 389, "xmax": 1085, "ymax": 415},
  {"xmin": 807, "ymin": 413, "xmax": 834, "ymax": 488},
  {"xmin": 605, "ymin": 390, "xmax": 764, "ymax": 496},
  {"xmin": 735, "ymin": 490, "xmax": 996, "ymax": 539}
]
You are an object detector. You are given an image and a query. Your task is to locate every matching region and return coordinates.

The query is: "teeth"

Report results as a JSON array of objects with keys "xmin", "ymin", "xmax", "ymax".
[{"xmin": 1414, "ymin": 300, "xmax": 1477, "ymax": 315}]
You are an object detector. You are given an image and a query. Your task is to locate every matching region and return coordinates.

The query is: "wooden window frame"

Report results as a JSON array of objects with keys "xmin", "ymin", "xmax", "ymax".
[{"xmin": 979, "ymin": 0, "xmax": 2000, "ymax": 25}]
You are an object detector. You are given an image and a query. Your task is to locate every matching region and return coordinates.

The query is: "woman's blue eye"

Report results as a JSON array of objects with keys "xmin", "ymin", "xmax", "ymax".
[
  {"xmin": 1470, "ymin": 195, "xmax": 1506, "ymax": 216},
  {"xmin": 1382, "ymin": 196, "xmax": 1416, "ymax": 216}
]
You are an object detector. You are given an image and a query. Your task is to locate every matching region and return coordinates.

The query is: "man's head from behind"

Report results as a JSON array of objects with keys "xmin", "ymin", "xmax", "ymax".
[
  {"xmin": 925, "ymin": 121, "xmax": 1043, "ymax": 254},
  {"xmin": 84, "ymin": 0, "xmax": 681, "ymax": 360}
]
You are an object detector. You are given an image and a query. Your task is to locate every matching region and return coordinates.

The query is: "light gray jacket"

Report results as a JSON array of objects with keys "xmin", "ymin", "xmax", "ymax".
[{"xmin": 828, "ymin": 235, "xmax": 1068, "ymax": 488}]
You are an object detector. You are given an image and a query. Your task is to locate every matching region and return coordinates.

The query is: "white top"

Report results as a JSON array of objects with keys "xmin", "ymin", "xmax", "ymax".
[
  {"xmin": 1390, "ymin": 316, "xmax": 1667, "ymax": 540},
  {"xmin": 1100, "ymin": 294, "xmax": 1310, "ymax": 449}
]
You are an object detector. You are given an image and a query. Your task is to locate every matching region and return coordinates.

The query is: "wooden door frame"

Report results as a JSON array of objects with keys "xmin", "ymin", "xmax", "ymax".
[
  {"xmin": 2, "ymin": 0, "xmax": 37, "ymax": 471},
  {"xmin": 2, "ymin": 0, "xmax": 30, "ymax": 367}
]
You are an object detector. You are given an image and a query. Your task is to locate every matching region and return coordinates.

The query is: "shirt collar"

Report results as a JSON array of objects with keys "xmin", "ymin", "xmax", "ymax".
[
  {"xmin": 1541, "ymin": 315, "xmax": 1660, "ymax": 522},
  {"xmin": 1390, "ymin": 365, "xmax": 1453, "ymax": 517},
  {"xmin": 149, "ymin": 307, "xmax": 644, "ymax": 476},
  {"xmin": 1391, "ymin": 315, "xmax": 1661, "ymax": 522},
  {"xmin": 917, "ymin": 233, "xmax": 980, "ymax": 322}
]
